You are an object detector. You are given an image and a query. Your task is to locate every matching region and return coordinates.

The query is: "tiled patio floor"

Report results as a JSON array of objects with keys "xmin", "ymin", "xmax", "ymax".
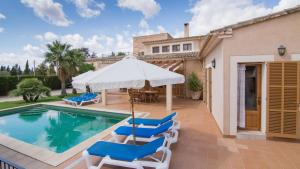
[{"xmin": 1, "ymin": 94, "xmax": 300, "ymax": 169}]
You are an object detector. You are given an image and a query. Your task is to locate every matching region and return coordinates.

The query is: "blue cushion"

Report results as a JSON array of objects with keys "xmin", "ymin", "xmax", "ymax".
[
  {"xmin": 128, "ymin": 118, "xmax": 162, "ymax": 126},
  {"xmin": 115, "ymin": 121, "xmax": 173, "ymax": 138},
  {"xmin": 64, "ymin": 93, "xmax": 97, "ymax": 103},
  {"xmin": 127, "ymin": 112, "xmax": 176, "ymax": 126},
  {"xmin": 87, "ymin": 137, "xmax": 165, "ymax": 161},
  {"xmin": 161, "ymin": 112, "xmax": 176, "ymax": 123}
]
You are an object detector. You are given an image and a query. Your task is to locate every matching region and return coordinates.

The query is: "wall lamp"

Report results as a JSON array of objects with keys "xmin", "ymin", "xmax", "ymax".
[
  {"xmin": 278, "ymin": 45, "xmax": 286, "ymax": 56},
  {"xmin": 211, "ymin": 59, "xmax": 216, "ymax": 69}
]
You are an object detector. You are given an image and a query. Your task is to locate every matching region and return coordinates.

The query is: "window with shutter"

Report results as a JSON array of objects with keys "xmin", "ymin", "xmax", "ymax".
[{"xmin": 267, "ymin": 62, "xmax": 299, "ymax": 138}]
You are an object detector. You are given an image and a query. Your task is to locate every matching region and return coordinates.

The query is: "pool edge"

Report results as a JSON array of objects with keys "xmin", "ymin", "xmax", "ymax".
[{"xmin": 0, "ymin": 103, "xmax": 148, "ymax": 166}]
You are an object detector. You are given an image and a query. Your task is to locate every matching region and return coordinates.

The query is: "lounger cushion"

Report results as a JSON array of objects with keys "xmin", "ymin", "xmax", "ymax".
[
  {"xmin": 64, "ymin": 93, "xmax": 97, "ymax": 103},
  {"xmin": 127, "ymin": 112, "xmax": 176, "ymax": 126},
  {"xmin": 87, "ymin": 137, "xmax": 165, "ymax": 161},
  {"xmin": 114, "ymin": 121, "xmax": 173, "ymax": 138}
]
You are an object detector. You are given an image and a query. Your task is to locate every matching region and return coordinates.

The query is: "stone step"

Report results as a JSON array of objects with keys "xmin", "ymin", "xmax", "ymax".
[{"xmin": 237, "ymin": 131, "xmax": 266, "ymax": 140}]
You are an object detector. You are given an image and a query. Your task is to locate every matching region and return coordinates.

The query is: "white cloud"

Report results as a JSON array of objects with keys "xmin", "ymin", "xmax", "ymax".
[
  {"xmin": 0, "ymin": 44, "xmax": 45, "ymax": 68},
  {"xmin": 35, "ymin": 32, "xmax": 59, "ymax": 41},
  {"xmin": 0, "ymin": 13, "xmax": 6, "ymax": 20},
  {"xmin": 35, "ymin": 32, "xmax": 132, "ymax": 55},
  {"xmin": 273, "ymin": 0, "xmax": 300, "ymax": 11},
  {"xmin": 0, "ymin": 51, "xmax": 44, "ymax": 69},
  {"xmin": 73, "ymin": 0, "xmax": 105, "ymax": 18},
  {"xmin": 138, "ymin": 18, "xmax": 166, "ymax": 35},
  {"xmin": 117, "ymin": 0, "xmax": 160, "ymax": 18},
  {"xmin": 21, "ymin": 0, "xmax": 72, "ymax": 27},
  {"xmin": 189, "ymin": 0, "xmax": 300, "ymax": 35},
  {"xmin": 157, "ymin": 25, "xmax": 166, "ymax": 33},
  {"xmin": 23, "ymin": 44, "xmax": 45, "ymax": 58},
  {"xmin": 0, "ymin": 13, "xmax": 5, "ymax": 33}
]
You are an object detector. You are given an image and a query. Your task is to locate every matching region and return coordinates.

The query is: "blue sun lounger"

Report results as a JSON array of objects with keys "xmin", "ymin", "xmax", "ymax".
[
  {"xmin": 63, "ymin": 93, "xmax": 100, "ymax": 106},
  {"xmin": 126, "ymin": 112, "xmax": 180, "ymax": 130},
  {"xmin": 83, "ymin": 137, "xmax": 171, "ymax": 169},
  {"xmin": 111, "ymin": 121, "xmax": 178, "ymax": 147}
]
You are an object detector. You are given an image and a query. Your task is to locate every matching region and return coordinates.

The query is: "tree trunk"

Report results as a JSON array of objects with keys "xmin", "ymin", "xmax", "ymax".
[
  {"xmin": 72, "ymin": 88, "xmax": 77, "ymax": 94},
  {"xmin": 23, "ymin": 95, "xmax": 29, "ymax": 102},
  {"xmin": 61, "ymin": 81, "xmax": 67, "ymax": 96}
]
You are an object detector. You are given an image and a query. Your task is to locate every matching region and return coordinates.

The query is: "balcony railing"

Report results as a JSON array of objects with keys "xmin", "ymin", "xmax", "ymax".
[{"xmin": 0, "ymin": 157, "xmax": 24, "ymax": 169}]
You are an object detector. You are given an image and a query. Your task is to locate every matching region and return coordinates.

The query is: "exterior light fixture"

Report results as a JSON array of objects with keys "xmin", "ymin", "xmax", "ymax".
[
  {"xmin": 278, "ymin": 45, "xmax": 286, "ymax": 56},
  {"xmin": 211, "ymin": 59, "xmax": 216, "ymax": 69}
]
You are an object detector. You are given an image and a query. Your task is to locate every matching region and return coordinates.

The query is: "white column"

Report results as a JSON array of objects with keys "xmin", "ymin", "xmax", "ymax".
[
  {"xmin": 102, "ymin": 89, "xmax": 107, "ymax": 106},
  {"xmin": 166, "ymin": 84, "xmax": 172, "ymax": 111}
]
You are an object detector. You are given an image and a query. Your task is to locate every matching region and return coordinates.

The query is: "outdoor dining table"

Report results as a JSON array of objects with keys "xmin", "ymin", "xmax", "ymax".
[{"xmin": 140, "ymin": 90, "xmax": 159, "ymax": 103}]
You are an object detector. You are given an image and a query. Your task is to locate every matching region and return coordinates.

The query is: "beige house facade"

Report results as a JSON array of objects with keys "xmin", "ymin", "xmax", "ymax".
[
  {"xmin": 86, "ymin": 5, "xmax": 300, "ymax": 139},
  {"xmin": 202, "ymin": 6, "xmax": 300, "ymax": 138},
  {"xmin": 87, "ymin": 23, "xmax": 206, "ymax": 98}
]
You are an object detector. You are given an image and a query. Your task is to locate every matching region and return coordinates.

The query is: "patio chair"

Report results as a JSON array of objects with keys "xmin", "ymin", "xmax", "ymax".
[
  {"xmin": 83, "ymin": 137, "xmax": 172, "ymax": 169},
  {"xmin": 126, "ymin": 112, "xmax": 180, "ymax": 130},
  {"xmin": 111, "ymin": 121, "xmax": 178, "ymax": 147},
  {"xmin": 63, "ymin": 93, "xmax": 100, "ymax": 106}
]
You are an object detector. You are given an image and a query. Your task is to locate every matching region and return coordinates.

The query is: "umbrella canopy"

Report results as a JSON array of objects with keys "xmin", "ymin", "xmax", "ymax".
[
  {"xmin": 72, "ymin": 55, "xmax": 185, "ymax": 144},
  {"xmin": 72, "ymin": 66, "xmax": 111, "ymax": 91},
  {"xmin": 73, "ymin": 56, "xmax": 185, "ymax": 91},
  {"xmin": 72, "ymin": 70, "xmax": 94, "ymax": 81}
]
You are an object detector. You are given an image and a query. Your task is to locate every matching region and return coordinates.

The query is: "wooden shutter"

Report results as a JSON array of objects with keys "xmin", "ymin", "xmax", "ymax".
[{"xmin": 267, "ymin": 62, "xmax": 299, "ymax": 138}]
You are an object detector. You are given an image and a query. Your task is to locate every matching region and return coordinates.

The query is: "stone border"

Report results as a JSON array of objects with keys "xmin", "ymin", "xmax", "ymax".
[{"xmin": 0, "ymin": 103, "xmax": 148, "ymax": 166}]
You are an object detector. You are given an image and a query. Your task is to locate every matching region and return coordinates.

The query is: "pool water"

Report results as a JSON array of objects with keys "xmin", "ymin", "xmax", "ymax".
[{"xmin": 0, "ymin": 105, "xmax": 129, "ymax": 153}]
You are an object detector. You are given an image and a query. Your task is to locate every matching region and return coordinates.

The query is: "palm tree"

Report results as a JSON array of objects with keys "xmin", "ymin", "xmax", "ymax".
[{"xmin": 45, "ymin": 41, "xmax": 85, "ymax": 95}]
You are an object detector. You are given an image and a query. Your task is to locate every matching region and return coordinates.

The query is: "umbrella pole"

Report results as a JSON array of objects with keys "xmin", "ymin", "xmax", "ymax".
[{"xmin": 129, "ymin": 89, "xmax": 136, "ymax": 144}]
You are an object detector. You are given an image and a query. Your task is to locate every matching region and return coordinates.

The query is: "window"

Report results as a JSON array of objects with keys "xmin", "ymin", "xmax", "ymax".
[
  {"xmin": 172, "ymin": 44, "xmax": 180, "ymax": 52},
  {"xmin": 152, "ymin": 46, "xmax": 160, "ymax": 53},
  {"xmin": 183, "ymin": 43, "xmax": 192, "ymax": 51},
  {"xmin": 138, "ymin": 52, "xmax": 144, "ymax": 56},
  {"xmin": 162, "ymin": 46, "xmax": 170, "ymax": 53}
]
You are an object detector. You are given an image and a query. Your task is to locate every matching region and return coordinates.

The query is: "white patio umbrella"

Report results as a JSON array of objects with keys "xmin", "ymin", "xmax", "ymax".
[
  {"xmin": 72, "ymin": 70, "xmax": 94, "ymax": 81},
  {"xmin": 72, "ymin": 56, "xmax": 185, "ymax": 142}
]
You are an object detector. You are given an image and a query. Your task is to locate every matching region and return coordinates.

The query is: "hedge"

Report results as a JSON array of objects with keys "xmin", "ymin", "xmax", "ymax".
[{"xmin": 0, "ymin": 75, "xmax": 67, "ymax": 96}]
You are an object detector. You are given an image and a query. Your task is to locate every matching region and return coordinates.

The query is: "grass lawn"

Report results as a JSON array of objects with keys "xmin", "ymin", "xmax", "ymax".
[{"xmin": 0, "ymin": 94, "xmax": 79, "ymax": 110}]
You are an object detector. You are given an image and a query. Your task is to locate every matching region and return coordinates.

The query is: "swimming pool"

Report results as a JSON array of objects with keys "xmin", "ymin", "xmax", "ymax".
[{"xmin": 0, "ymin": 104, "xmax": 129, "ymax": 153}]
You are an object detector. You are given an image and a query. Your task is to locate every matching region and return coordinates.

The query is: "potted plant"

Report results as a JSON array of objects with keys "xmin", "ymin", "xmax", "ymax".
[{"xmin": 187, "ymin": 72, "xmax": 203, "ymax": 100}]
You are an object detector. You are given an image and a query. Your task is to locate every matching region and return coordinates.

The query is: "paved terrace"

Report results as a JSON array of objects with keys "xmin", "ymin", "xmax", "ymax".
[{"xmin": 1, "ymin": 94, "xmax": 300, "ymax": 169}]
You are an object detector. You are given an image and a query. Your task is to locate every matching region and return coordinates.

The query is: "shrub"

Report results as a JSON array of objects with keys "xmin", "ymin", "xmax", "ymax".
[
  {"xmin": 187, "ymin": 72, "xmax": 203, "ymax": 92},
  {"xmin": 10, "ymin": 78, "xmax": 51, "ymax": 102},
  {"xmin": 0, "ymin": 75, "xmax": 63, "ymax": 96}
]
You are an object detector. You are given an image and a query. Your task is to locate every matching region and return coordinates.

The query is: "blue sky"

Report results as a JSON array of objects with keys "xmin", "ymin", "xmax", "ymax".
[{"xmin": 0, "ymin": 0, "xmax": 298, "ymax": 68}]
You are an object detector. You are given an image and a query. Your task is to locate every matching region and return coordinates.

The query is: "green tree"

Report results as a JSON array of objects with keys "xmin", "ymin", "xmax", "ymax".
[
  {"xmin": 44, "ymin": 41, "xmax": 85, "ymax": 95},
  {"xmin": 10, "ymin": 64, "xmax": 18, "ymax": 76},
  {"xmin": 36, "ymin": 63, "xmax": 48, "ymax": 76},
  {"xmin": 6, "ymin": 66, "xmax": 10, "ymax": 72},
  {"xmin": 24, "ymin": 60, "xmax": 31, "ymax": 75},
  {"xmin": 80, "ymin": 47, "xmax": 90, "ymax": 58},
  {"xmin": 10, "ymin": 78, "xmax": 50, "ymax": 102},
  {"xmin": 48, "ymin": 64, "xmax": 56, "ymax": 75},
  {"xmin": 117, "ymin": 52, "xmax": 126, "ymax": 56},
  {"xmin": 78, "ymin": 63, "xmax": 95, "ymax": 74},
  {"xmin": 0, "ymin": 66, "xmax": 6, "ymax": 71},
  {"xmin": 17, "ymin": 65, "xmax": 22, "ymax": 75}
]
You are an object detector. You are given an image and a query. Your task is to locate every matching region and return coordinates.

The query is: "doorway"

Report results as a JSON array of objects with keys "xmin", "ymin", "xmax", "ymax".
[{"xmin": 238, "ymin": 64, "xmax": 262, "ymax": 131}]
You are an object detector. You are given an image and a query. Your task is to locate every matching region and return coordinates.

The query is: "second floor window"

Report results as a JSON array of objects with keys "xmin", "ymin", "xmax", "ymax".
[
  {"xmin": 152, "ymin": 46, "xmax": 160, "ymax": 53},
  {"xmin": 172, "ymin": 44, "xmax": 180, "ymax": 52},
  {"xmin": 183, "ymin": 43, "xmax": 192, "ymax": 51},
  {"xmin": 162, "ymin": 46, "xmax": 170, "ymax": 53}
]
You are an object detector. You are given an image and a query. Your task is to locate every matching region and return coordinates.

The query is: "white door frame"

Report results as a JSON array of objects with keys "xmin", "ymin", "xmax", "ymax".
[{"xmin": 229, "ymin": 55, "xmax": 274, "ymax": 135}]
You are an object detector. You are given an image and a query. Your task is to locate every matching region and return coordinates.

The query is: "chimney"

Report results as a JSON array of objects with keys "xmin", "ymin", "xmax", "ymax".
[{"xmin": 184, "ymin": 23, "xmax": 189, "ymax": 37}]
